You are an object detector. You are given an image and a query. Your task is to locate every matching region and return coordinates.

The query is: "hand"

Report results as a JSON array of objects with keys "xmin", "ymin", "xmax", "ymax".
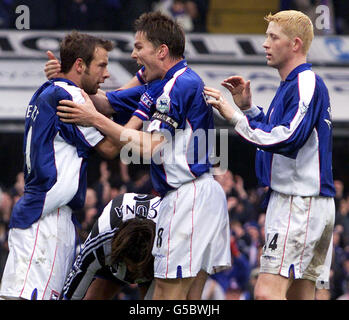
[
  {"xmin": 57, "ymin": 90, "xmax": 99, "ymax": 126},
  {"xmin": 204, "ymin": 86, "xmax": 235, "ymax": 121},
  {"xmin": 44, "ymin": 50, "xmax": 62, "ymax": 79},
  {"xmin": 221, "ymin": 76, "xmax": 252, "ymax": 110}
]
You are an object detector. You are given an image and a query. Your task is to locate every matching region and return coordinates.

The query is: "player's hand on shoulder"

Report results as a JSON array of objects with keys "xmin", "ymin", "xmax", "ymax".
[
  {"xmin": 57, "ymin": 90, "xmax": 99, "ymax": 126},
  {"xmin": 204, "ymin": 86, "xmax": 235, "ymax": 121}
]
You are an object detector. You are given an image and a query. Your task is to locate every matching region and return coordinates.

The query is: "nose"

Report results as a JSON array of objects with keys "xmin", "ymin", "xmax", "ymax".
[
  {"xmin": 131, "ymin": 48, "xmax": 137, "ymax": 60},
  {"xmin": 104, "ymin": 68, "xmax": 110, "ymax": 80},
  {"xmin": 263, "ymin": 38, "xmax": 269, "ymax": 49}
]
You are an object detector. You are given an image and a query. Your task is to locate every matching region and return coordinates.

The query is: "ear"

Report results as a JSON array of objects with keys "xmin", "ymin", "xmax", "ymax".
[
  {"xmin": 75, "ymin": 58, "xmax": 86, "ymax": 74},
  {"xmin": 157, "ymin": 44, "xmax": 169, "ymax": 59},
  {"xmin": 293, "ymin": 37, "xmax": 303, "ymax": 53}
]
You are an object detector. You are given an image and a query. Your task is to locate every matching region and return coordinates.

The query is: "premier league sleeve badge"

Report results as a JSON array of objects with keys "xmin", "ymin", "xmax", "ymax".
[{"xmin": 156, "ymin": 94, "xmax": 171, "ymax": 114}]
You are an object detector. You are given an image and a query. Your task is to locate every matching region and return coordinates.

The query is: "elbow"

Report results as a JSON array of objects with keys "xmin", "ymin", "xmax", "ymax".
[{"xmin": 101, "ymin": 146, "xmax": 119, "ymax": 160}]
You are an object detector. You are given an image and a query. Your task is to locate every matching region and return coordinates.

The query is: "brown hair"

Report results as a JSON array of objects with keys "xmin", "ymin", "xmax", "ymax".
[
  {"xmin": 264, "ymin": 10, "xmax": 314, "ymax": 54},
  {"xmin": 134, "ymin": 11, "xmax": 185, "ymax": 59},
  {"xmin": 110, "ymin": 218, "xmax": 156, "ymax": 281},
  {"xmin": 60, "ymin": 31, "xmax": 113, "ymax": 74}
]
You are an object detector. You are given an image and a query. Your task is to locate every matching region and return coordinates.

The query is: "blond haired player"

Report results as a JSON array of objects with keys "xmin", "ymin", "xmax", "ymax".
[{"xmin": 205, "ymin": 10, "xmax": 335, "ymax": 300}]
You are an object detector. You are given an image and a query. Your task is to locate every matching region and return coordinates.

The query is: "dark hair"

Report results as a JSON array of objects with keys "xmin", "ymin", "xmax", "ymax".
[
  {"xmin": 134, "ymin": 11, "xmax": 185, "ymax": 59},
  {"xmin": 60, "ymin": 31, "xmax": 113, "ymax": 74},
  {"xmin": 110, "ymin": 218, "xmax": 156, "ymax": 281}
]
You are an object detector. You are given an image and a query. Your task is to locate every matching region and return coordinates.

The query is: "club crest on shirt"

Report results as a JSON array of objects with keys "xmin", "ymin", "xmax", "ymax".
[{"xmin": 156, "ymin": 94, "xmax": 171, "ymax": 113}]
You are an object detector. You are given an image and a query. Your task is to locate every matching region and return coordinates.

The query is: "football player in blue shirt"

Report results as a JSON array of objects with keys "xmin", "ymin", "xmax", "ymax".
[
  {"xmin": 204, "ymin": 10, "xmax": 335, "ymax": 300},
  {"xmin": 0, "ymin": 31, "xmax": 122, "ymax": 300}
]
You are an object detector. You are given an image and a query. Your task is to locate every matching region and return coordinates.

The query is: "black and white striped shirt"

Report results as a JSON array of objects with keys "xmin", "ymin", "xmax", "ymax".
[{"xmin": 61, "ymin": 193, "xmax": 161, "ymax": 300}]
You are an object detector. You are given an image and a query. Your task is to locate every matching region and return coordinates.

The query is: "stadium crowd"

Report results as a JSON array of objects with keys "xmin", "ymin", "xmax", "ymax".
[{"xmin": 1, "ymin": 159, "xmax": 349, "ymax": 300}]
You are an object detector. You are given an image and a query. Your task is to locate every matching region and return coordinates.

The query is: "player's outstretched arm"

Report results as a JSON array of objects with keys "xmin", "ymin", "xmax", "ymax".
[{"xmin": 57, "ymin": 90, "xmax": 165, "ymax": 158}]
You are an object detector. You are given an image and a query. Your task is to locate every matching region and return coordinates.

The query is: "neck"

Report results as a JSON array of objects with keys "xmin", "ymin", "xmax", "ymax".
[
  {"xmin": 278, "ymin": 55, "xmax": 307, "ymax": 81},
  {"xmin": 159, "ymin": 57, "xmax": 183, "ymax": 79},
  {"xmin": 62, "ymin": 71, "xmax": 82, "ymax": 88}
]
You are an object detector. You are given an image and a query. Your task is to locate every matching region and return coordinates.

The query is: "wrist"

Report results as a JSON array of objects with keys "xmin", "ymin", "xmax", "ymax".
[
  {"xmin": 241, "ymin": 104, "xmax": 261, "ymax": 118},
  {"xmin": 229, "ymin": 110, "xmax": 243, "ymax": 126}
]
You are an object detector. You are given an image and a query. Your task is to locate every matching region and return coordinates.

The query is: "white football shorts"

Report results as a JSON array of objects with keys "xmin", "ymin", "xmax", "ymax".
[
  {"xmin": 0, "ymin": 206, "xmax": 76, "ymax": 300},
  {"xmin": 260, "ymin": 191, "xmax": 335, "ymax": 289},
  {"xmin": 152, "ymin": 173, "xmax": 231, "ymax": 279}
]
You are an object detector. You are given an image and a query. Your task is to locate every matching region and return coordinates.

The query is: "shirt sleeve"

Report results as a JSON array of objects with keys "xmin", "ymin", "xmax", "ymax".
[
  {"xmin": 234, "ymin": 73, "xmax": 323, "ymax": 158},
  {"xmin": 55, "ymin": 86, "xmax": 104, "ymax": 157},
  {"xmin": 132, "ymin": 79, "xmax": 167, "ymax": 121},
  {"xmin": 106, "ymin": 85, "xmax": 146, "ymax": 116}
]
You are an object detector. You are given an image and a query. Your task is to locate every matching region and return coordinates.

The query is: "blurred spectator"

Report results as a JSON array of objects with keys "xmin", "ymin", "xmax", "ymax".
[
  {"xmin": 244, "ymin": 221, "xmax": 263, "ymax": 269},
  {"xmin": 100, "ymin": 0, "xmax": 123, "ymax": 31},
  {"xmin": 75, "ymin": 187, "xmax": 99, "ymax": 241},
  {"xmin": 0, "ymin": 0, "xmax": 13, "ymax": 29},
  {"xmin": 337, "ymin": 278, "xmax": 349, "ymax": 300},
  {"xmin": 58, "ymin": 0, "xmax": 90, "ymax": 30},
  {"xmin": 334, "ymin": 179, "xmax": 345, "ymax": 209},
  {"xmin": 109, "ymin": 177, "xmax": 127, "ymax": 199},
  {"xmin": 230, "ymin": 220, "xmax": 251, "ymax": 261},
  {"xmin": 153, "ymin": 0, "xmax": 209, "ymax": 32},
  {"xmin": 125, "ymin": 169, "xmax": 153, "ymax": 194},
  {"xmin": 0, "ymin": 187, "xmax": 13, "ymax": 281},
  {"xmin": 0, "ymin": 189, "xmax": 13, "ymax": 227},
  {"xmin": 214, "ymin": 168, "xmax": 235, "ymax": 196},
  {"xmin": 209, "ymin": 236, "xmax": 251, "ymax": 300},
  {"xmin": 115, "ymin": 0, "xmax": 157, "ymax": 31},
  {"xmin": 331, "ymin": 225, "xmax": 346, "ymax": 299},
  {"xmin": 335, "ymin": 197, "xmax": 349, "ymax": 247},
  {"xmin": 154, "ymin": 0, "xmax": 194, "ymax": 32},
  {"xmin": 186, "ymin": 0, "xmax": 209, "ymax": 32},
  {"xmin": 120, "ymin": 162, "xmax": 153, "ymax": 194},
  {"xmin": 92, "ymin": 161, "xmax": 112, "ymax": 214},
  {"xmin": 332, "ymin": 0, "xmax": 349, "ymax": 34},
  {"xmin": 9, "ymin": 171, "xmax": 24, "ymax": 204}
]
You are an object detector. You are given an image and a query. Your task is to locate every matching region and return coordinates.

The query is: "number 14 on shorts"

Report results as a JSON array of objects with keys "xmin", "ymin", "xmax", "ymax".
[{"xmin": 264, "ymin": 233, "xmax": 279, "ymax": 251}]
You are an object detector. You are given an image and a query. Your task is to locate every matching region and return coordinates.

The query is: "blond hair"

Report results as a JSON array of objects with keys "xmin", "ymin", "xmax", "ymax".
[{"xmin": 265, "ymin": 10, "xmax": 314, "ymax": 54}]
